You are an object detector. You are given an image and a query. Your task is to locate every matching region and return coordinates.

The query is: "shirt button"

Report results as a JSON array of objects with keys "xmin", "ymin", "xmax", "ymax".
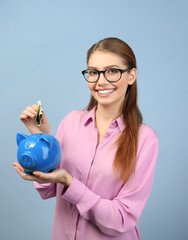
[
  {"xmin": 105, "ymin": 132, "xmax": 111, "ymax": 137},
  {"xmin": 110, "ymin": 121, "xmax": 118, "ymax": 128}
]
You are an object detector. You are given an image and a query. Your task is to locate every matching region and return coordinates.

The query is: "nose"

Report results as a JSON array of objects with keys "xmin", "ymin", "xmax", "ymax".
[
  {"xmin": 19, "ymin": 153, "xmax": 36, "ymax": 169},
  {"xmin": 97, "ymin": 72, "xmax": 108, "ymax": 84}
]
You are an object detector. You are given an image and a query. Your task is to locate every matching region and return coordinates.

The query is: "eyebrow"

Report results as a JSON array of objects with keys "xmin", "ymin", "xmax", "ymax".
[{"xmin": 88, "ymin": 65, "xmax": 120, "ymax": 70}]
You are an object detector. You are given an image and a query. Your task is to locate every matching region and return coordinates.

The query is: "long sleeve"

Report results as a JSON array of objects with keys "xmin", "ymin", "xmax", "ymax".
[
  {"xmin": 61, "ymin": 128, "xmax": 159, "ymax": 236},
  {"xmin": 33, "ymin": 182, "xmax": 56, "ymax": 199}
]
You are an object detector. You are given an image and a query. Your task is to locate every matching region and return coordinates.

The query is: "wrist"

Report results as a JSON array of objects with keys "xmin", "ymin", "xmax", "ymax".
[
  {"xmin": 64, "ymin": 174, "xmax": 73, "ymax": 187},
  {"xmin": 59, "ymin": 172, "xmax": 73, "ymax": 187}
]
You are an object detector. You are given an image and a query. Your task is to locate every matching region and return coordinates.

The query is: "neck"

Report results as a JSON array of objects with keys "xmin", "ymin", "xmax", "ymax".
[{"xmin": 96, "ymin": 103, "xmax": 122, "ymax": 123}]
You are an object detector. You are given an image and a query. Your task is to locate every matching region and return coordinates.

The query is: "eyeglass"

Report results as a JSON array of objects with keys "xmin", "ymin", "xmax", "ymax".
[{"xmin": 81, "ymin": 68, "xmax": 130, "ymax": 83}]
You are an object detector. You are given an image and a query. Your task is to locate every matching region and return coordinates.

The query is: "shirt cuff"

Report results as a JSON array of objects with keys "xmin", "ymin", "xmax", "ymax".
[
  {"xmin": 62, "ymin": 177, "xmax": 86, "ymax": 205},
  {"xmin": 62, "ymin": 177, "xmax": 101, "ymax": 216},
  {"xmin": 33, "ymin": 181, "xmax": 52, "ymax": 189}
]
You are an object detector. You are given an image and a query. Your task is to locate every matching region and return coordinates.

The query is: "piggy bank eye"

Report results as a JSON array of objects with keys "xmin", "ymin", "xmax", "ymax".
[{"xmin": 25, "ymin": 142, "xmax": 35, "ymax": 149}]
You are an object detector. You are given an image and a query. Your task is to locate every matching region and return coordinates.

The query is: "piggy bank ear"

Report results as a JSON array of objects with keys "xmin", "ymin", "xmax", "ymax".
[
  {"xmin": 39, "ymin": 136, "xmax": 52, "ymax": 149},
  {"xmin": 16, "ymin": 133, "xmax": 28, "ymax": 146}
]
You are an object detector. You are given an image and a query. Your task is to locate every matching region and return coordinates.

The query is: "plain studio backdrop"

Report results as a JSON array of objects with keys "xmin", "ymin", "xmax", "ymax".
[{"xmin": 0, "ymin": 0, "xmax": 187, "ymax": 239}]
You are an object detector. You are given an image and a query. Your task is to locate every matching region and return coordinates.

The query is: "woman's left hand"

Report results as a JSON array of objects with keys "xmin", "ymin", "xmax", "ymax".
[{"xmin": 13, "ymin": 162, "xmax": 73, "ymax": 187}]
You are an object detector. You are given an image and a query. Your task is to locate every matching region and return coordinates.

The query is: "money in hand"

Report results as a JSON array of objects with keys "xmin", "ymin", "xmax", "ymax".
[{"xmin": 36, "ymin": 100, "xmax": 43, "ymax": 127}]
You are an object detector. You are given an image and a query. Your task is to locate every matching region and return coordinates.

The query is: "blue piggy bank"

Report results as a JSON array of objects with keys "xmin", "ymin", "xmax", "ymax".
[{"xmin": 16, "ymin": 133, "xmax": 62, "ymax": 174}]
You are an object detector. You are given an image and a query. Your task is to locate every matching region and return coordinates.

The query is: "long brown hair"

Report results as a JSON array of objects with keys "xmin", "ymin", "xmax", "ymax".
[{"xmin": 86, "ymin": 37, "xmax": 143, "ymax": 184}]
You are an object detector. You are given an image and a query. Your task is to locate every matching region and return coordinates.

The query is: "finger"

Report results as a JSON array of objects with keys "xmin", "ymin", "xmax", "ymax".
[
  {"xmin": 22, "ymin": 106, "xmax": 37, "ymax": 117},
  {"xmin": 13, "ymin": 162, "xmax": 47, "ymax": 183},
  {"xmin": 12, "ymin": 162, "xmax": 18, "ymax": 167},
  {"xmin": 13, "ymin": 162, "xmax": 23, "ymax": 171},
  {"xmin": 32, "ymin": 104, "xmax": 38, "ymax": 111},
  {"xmin": 15, "ymin": 167, "xmax": 39, "ymax": 181},
  {"xmin": 13, "ymin": 162, "xmax": 32, "ymax": 179},
  {"xmin": 14, "ymin": 164, "xmax": 25, "ymax": 176},
  {"xmin": 20, "ymin": 104, "xmax": 38, "ymax": 119},
  {"xmin": 14, "ymin": 165, "xmax": 25, "ymax": 177},
  {"xmin": 41, "ymin": 112, "xmax": 47, "ymax": 122},
  {"xmin": 32, "ymin": 171, "xmax": 44, "ymax": 177},
  {"xmin": 23, "ymin": 109, "xmax": 36, "ymax": 118},
  {"xmin": 33, "ymin": 171, "xmax": 56, "ymax": 183},
  {"xmin": 22, "ymin": 174, "xmax": 39, "ymax": 181},
  {"xmin": 26, "ymin": 106, "xmax": 36, "ymax": 112},
  {"xmin": 20, "ymin": 114, "xmax": 28, "ymax": 120},
  {"xmin": 33, "ymin": 171, "xmax": 52, "ymax": 180}
]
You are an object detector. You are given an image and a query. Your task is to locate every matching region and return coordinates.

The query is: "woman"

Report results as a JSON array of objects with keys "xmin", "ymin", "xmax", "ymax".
[{"xmin": 13, "ymin": 37, "xmax": 159, "ymax": 240}]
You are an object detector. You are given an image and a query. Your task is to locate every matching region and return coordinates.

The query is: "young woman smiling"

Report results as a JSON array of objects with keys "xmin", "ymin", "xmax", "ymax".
[{"xmin": 13, "ymin": 37, "xmax": 159, "ymax": 240}]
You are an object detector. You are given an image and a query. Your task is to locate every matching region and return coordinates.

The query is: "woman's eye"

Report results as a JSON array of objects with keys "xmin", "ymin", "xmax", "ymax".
[
  {"xmin": 88, "ymin": 70, "xmax": 98, "ymax": 75},
  {"xmin": 107, "ymin": 68, "xmax": 119, "ymax": 74}
]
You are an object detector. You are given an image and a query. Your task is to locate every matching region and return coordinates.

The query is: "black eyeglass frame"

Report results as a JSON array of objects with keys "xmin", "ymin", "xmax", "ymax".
[{"xmin": 81, "ymin": 68, "xmax": 130, "ymax": 83}]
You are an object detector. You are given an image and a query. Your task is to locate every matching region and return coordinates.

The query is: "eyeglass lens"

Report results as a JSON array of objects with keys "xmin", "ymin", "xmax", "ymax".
[{"xmin": 84, "ymin": 68, "xmax": 121, "ymax": 82}]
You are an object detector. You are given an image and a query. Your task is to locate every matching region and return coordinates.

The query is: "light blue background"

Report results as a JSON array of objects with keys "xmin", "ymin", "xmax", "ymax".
[{"xmin": 0, "ymin": 0, "xmax": 187, "ymax": 239}]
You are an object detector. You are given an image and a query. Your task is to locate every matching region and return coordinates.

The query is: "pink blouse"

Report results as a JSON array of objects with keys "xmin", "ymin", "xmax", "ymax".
[{"xmin": 34, "ymin": 107, "xmax": 159, "ymax": 240}]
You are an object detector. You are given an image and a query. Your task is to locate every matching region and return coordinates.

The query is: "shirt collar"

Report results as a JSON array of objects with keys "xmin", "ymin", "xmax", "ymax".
[
  {"xmin": 83, "ymin": 106, "xmax": 126, "ymax": 132},
  {"xmin": 115, "ymin": 115, "xmax": 126, "ymax": 132},
  {"xmin": 83, "ymin": 106, "xmax": 96, "ymax": 127}
]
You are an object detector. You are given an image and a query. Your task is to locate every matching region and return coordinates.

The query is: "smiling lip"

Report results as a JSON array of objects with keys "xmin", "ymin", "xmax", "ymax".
[{"xmin": 96, "ymin": 88, "xmax": 115, "ymax": 96}]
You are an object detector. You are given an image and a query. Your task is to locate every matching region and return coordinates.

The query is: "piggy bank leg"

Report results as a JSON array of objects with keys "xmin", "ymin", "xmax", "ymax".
[{"xmin": 24, "ymin": 170, "xmax": 33, "ymax": 175}]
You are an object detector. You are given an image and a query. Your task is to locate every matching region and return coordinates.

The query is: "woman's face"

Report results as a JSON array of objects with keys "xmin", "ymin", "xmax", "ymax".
[{"xmin": 87, "ymin": 51, "xmax": 136, "ymax": 110}]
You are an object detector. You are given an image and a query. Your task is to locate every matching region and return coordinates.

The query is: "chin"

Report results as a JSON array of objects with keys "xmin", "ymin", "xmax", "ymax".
[{"xmin": 97, "ymin": 100, "xmax": 115, "ymax": 107}]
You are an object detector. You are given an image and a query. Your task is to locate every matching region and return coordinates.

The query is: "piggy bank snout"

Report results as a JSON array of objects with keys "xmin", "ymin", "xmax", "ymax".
[{"xmin": 19, "ymin": 153, "xmax": 36, "ymax": 168}]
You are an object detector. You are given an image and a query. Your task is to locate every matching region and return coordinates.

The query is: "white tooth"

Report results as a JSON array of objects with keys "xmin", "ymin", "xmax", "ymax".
[{"xmin": 98, "ymin": 89, "xmax": 113, "ymax": 94}]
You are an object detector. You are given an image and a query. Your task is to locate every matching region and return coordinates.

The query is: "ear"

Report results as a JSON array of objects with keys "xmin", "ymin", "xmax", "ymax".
[
  {"xmin": 39, "ymin": 136, "xmax": 52, "ymax": 149},
  {"xmin": 128, "ymin": 68, "xmax": 136, "ymax": 85},
  {"xmin": 16, "ymin": 133, "xmax": 28, "ymax": 146}
]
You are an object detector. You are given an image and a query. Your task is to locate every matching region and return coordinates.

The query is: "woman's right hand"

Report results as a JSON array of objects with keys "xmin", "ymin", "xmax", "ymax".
[{"xmin": 20, "ymin": 104, "xmax": 51, "ymax": 134}]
